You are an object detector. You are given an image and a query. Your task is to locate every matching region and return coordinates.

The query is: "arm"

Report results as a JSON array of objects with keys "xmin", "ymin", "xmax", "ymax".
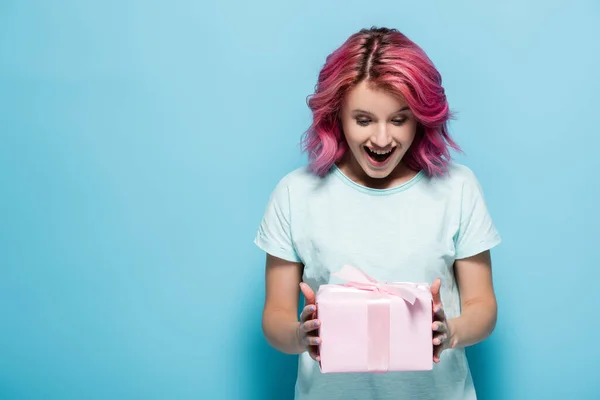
[
  {"xmin": 447, "ymin": 250, "xmax": 497, "ymax": 349},
  {"xmin": 261, "ymin": 253, "xmax": 307, "ymax": 354}
]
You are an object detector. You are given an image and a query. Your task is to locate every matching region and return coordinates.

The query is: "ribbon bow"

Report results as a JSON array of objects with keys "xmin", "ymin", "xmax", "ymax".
[{"xmin": 332, "ymin": 264, "xmax": 423, "ymax": 305}]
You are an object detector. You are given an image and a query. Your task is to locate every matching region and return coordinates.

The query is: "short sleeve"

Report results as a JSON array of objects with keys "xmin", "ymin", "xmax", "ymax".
[
  {"xmin": 453, "ymin": 169, "xmax": 502, "ymax": 259},
  {"xmin": 254, "ymin": 178, "xmax": 302, "ymax": 263}
]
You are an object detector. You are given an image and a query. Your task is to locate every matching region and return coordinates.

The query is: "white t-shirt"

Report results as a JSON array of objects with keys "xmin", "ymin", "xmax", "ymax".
[{"xmin": 255, "ymin": 162, "xmax": 502, "ymax": 400}]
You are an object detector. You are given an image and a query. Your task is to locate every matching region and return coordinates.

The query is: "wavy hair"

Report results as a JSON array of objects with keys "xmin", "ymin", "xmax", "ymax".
[{"xmin": 301, "ymin": 27, "xmax": 461, "ymax": 177}]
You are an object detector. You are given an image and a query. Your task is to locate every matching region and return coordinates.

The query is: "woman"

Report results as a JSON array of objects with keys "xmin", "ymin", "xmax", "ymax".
[{"xmin": 254, "ymin": 26, "xmax": 501, "ymax": 400}]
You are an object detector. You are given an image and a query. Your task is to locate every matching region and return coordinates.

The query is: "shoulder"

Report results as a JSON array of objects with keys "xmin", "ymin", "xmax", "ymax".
[
  {"xmin": 262, "ymin": 166, "xmax": 328, "ymax": 218},
  {"xmin": 427, "ymin": 161, "xmax": 481, "ymax": 188},
  {"xmin": 272, "ymin": 165, "xmax": 328, "ymax": 195},
  {"xmin": 416, "ymin": 162, "xmax": 486, "ymax": 204},
  {"xmin": 446, "ymin": 162, "xmax": 480, "ymax": 183}
]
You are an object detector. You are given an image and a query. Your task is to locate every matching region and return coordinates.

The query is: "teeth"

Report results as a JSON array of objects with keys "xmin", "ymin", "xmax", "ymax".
[{"xmin": 368, "ymin": 148, "xmax": 393, "ymax": 155}]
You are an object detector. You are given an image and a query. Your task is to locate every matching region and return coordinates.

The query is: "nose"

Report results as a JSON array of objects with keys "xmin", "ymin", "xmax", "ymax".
[{"xmin": 370, "ymin": 122, "xmax": 392, "ymax": 148}]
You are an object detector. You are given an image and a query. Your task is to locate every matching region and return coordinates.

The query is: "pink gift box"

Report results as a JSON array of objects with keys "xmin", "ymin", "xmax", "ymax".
[{"xmin": 315, "ymin": 265, "xmax": 433, "ymax": 373}]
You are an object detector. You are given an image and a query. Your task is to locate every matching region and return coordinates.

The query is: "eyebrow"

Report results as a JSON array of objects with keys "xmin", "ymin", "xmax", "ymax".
[{"xmin": 351, "ymin": 106, "xmax": 410, "ymax": 116}]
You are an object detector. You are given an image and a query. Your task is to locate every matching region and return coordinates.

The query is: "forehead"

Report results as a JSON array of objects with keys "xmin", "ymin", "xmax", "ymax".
[{"xmin": 342, "ymin": 80, "xmax": 408, "ymax": 114}]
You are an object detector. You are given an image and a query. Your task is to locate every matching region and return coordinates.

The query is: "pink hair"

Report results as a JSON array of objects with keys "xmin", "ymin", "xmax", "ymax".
[{"xmin": 301, "ymin": 27, "xmax": 461, "ymax": 177}]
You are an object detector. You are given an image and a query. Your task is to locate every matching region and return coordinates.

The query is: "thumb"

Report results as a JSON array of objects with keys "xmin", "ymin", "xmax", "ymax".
[
  {"xmin": 430, "ymin": 278, "xmax": 442, "ymax": 306},
  {"xmin": 299, "ymin": 282, "xmax": 316, "ymax": 305}
]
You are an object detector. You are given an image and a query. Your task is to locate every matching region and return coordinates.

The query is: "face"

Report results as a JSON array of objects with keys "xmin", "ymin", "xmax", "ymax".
[{"xmin": 338, "ymin": 80, "xmax": 418, "ymax": 187}]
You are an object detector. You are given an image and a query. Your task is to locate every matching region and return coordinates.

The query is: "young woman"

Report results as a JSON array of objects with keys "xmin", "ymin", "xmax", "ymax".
[{"xmin": 254, "ymin": 26, "xmax": 501, "ymax": 400}]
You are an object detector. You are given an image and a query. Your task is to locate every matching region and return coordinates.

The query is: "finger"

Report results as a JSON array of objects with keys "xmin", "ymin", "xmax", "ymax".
[
  {"xmin": 308, "ymin": 346, "xmax": 320, "ymax": 362},
  {"xmin": 300, "ymin": 318, "xmax": 320, "ymax": 333},
  {"xmin": 432, "ymin": 339, "xmax": 445, "ymax": 363},
  {"xmin": 433, "ymin": 349, "xmax": 441, "ymax": 364},
  {"xmin": 432, "ymin": 321, "xmax": 447, "ymax": 334},
  {"xmin": 430, "ymin": 278, "xmax": 442, "ymax": 307},
  {"xmin": 433, "ymin": 304, "xmax": 447, "ymax": 322},
  {"xmin": 299, "ymin": 304, "xmax": 317, "ymax": 322},
  {"xmin": 299, "ymin": 282, "xmax": 316, "ymax": 305},
  {"xmin": 433, "ymin": 333, "xmax": 447, "ymax": 346},
  {"xmin": 306, "ymin": 336, "xmax": 321, "ymax": 346}
]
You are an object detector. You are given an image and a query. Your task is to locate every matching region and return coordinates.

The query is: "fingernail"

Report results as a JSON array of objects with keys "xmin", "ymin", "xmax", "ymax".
[
  {"xmin": 314, "ymin": 320, "xmax": 318, "ymax": 327},
  {"xmin": 310, "ymin": 306, "xmax": 315, "ymax": 312}
]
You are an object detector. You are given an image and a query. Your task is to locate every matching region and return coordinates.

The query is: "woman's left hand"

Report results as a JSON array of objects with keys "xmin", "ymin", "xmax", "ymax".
[{"xmin": 430, "ymin": 278, "xmax": 451, "ymax": 363}]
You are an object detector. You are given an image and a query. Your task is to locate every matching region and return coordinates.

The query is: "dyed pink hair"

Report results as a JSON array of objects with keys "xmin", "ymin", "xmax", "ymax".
[{"xmin": 301, "ymin": 27, "xmax": 461, "ymax": 177}]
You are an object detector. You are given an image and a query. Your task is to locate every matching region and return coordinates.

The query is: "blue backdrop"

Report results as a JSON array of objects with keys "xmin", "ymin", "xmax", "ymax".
[{"xmin": 1, "ymin": 1, "xmax": 599, "ymax": 399}]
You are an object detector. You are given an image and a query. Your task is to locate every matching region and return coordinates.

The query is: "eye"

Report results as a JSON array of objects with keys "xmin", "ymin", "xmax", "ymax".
[
  {"xmin": 356, "ymin": 118, "xmax": 371, "ymax": 126},
  {"xmin": 391, "ymin": 118, "xmax": 407, "ymax": 126}
]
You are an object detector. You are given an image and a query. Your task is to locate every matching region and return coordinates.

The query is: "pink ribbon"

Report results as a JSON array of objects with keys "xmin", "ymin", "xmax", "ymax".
[
  {"xmin": 332, "ymin": 264, "xmax": 426, "ymax": 373},
  {"xmin": 332, "ymin": 264, "xmax": 423, "ymax": 305}
]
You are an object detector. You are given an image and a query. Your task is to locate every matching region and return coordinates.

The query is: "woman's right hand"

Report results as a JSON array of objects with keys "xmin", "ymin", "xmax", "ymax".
[{"xmin": 296, "ymin": 282, "xmax": 321, "ymax": 362}]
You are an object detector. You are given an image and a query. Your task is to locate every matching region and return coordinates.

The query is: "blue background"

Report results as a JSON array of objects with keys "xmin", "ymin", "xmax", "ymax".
[{"xmin": 1, "ymin": 1, "xmax": 599, "ymax": 399}]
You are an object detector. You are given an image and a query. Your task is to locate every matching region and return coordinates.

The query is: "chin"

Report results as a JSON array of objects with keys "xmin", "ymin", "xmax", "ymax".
[{"xmin": 363, "ymin": 168, "xmax": 392, "ymax": 179}]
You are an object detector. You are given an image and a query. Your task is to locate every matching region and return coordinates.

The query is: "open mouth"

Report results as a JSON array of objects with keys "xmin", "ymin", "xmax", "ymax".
[{"xmin": 364, "ymin": 146, "xmax": 396, "ymax": 165}]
